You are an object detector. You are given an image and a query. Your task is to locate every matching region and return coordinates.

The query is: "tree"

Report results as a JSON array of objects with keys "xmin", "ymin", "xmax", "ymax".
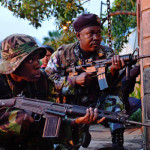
[
  {"xmin": 0, "ymin": 0, "xmax": 86, "ymax": 28},
  {"xmin": 44, "ymin": 0, "xmax": 137, "ymax": 51},
  {"xmin": 100, "ymin": 0, "xmax": 136, "ymax": 53},
  {"xmin": 43, "ymin": 27, "xmax": 77, "ymax": 50},
  {"xmin": 111, "ymin": 0, "xmax": 137, "ymax": 53},
  {"xmin": 1, "ymin": 0, "xmax": 137, "ymax": 52}
]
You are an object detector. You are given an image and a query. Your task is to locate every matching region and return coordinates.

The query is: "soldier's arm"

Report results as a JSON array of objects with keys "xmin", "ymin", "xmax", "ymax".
[
  {"xmin": 45, "ymin": 51, "xmax": 76, "ymax": 95},
  {"xmin": 0, "ymin": 108, "xmax": 34, "ymax": 135},
  {"xmin": 121, "ymin": 65, "xmax": 140, "ymax": 95}
]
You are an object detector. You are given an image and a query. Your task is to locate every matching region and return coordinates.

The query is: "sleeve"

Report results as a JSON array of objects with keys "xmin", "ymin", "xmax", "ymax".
[
  {"xmin": 0, "ymin": 107, "xmax": 28, "ymax": 135},
  {"xmin": 45, "ymin": 50, "xmax": 76, "ymax": 95},
  {"xmin": 121, "ymin": 65, "xmax": 140, "ymax": 96},
  {"xmin": 101, "ymin": 45, "xmax": 115, "ymax": 59}
]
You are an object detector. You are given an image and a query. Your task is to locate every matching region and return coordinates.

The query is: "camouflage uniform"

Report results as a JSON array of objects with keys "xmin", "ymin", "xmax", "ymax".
[
  {"xmin": 0, "ymin": 71, "xmax": 57, "ymax": 150},
  {"xmin": 45, "ymin": 42, "xmax": 125, "ymax": 149},
  {"xmin": 0, "ymin": 34, "xmax": 58, "ymax": 150}
]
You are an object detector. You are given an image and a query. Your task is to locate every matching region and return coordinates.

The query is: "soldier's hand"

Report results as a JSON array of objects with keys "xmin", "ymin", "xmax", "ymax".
[
  {"xmin": 93, "ymin": 108, "xmax": 106, "ymax": 124},
  {"xmin": 21, "ymin": 112, "xmax": 34, "ymax": 131},
  {"xmin": 75, "ymin": 72, "xmax": 94, "ymax": 86},
  {"xmin": 110, "ymin": 55, "xmax": 125, "ymax": 76},
  {"xmin": 74, "ymin": 108, "xmax": 105, "ymax": 125}
]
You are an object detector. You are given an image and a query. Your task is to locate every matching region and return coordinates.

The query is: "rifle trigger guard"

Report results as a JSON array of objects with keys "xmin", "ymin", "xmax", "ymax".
[{"xmin": 33, "ymin": 114, "xmax": 41, "ymax": 122}]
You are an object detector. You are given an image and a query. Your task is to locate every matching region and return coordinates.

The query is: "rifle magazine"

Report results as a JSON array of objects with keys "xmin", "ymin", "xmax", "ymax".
[
  {"xmin": 43, "ymin": 115, "xmax": 62, "ymax": 138},
  {"xmin": 97, "ymin": 67, "xmax": 108, "ymax": 90}
]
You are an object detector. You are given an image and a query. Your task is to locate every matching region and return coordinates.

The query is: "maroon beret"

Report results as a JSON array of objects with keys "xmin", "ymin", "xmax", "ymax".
[{"xmin": 73, "ymin": 13, "xmax": 101, "ymax": 32}]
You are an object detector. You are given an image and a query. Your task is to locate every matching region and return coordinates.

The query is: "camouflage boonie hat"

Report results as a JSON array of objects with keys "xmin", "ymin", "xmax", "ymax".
[{"xmin": 0, "ymin": 34, "xmax": 46, "ymax": 74}]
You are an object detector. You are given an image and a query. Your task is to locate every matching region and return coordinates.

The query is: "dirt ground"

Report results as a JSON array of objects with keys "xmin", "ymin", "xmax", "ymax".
[{"xmin": 79, "ymin": 124, "xmax": 143, "ymax": 150}]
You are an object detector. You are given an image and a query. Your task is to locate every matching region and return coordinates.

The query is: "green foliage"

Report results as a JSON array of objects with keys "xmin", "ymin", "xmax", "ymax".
[
  {"xmin": 129, "ymin": 79, "xmax": 141, "ymax": 122},
  {"xmin": 0, "ymin": 0, "xmax": 85, "ymax": 28},
  {"xmin": 0, "ymin": 0, "xmax": 86, "ymax": 48},
  {"xmin": 111, "ymin": 0, "xmax": 137, "ymax": 53},
  {"xmin": 129, "ymin": 108, "xmax": 142, "ymax": 122},
  {"xmin": 130, "ymin": 80, "xmax": 141, "ymax": 99},
  {"xmin": 1, "ymin": 0, "xmax": 137, "ymax": 52},
  {"xmin": 43, "ymin": 29, "xmax": 77, "ymax": 50}
]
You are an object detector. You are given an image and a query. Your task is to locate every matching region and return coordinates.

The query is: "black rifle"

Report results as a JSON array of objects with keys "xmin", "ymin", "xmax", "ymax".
[
  {"xmin": 66, "ymin": 52, "xmax": 150, "ymax": 90},
  {"xmin": 1, "ymin": 96, "xmax": 150, "ymax": 138}
]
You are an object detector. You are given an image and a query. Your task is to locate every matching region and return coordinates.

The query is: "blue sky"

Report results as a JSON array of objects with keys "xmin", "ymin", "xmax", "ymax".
[{"xmin": 0, "ymin": 0, "xmax": 113, "ymax": 45}]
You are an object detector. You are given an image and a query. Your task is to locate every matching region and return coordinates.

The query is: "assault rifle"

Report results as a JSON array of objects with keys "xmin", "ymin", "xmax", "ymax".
[
  {"xmin": 66, "ymin": 52, "xmax": 150, "ymax": 90},
  {"xmin": 1, "ymin": 96, "xmax": 150, "ymax": 138}
]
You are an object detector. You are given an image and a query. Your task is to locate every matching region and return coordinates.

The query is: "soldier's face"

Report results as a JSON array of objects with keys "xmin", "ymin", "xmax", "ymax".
[
  {"xmin": 41, "ymin": 50, "xmax": 52, "ymax": 66},
  {"xmin": 13, "ymin": 52, "xmax": 41, "ymax": 82},
  {"xmin": 76, "ymin": 26, "xmax": 102, "ymax": 52}
]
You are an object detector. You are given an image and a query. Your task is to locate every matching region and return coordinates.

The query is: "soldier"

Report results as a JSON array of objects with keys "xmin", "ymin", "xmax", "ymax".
[
  {"xmin": 40, "ymin": 45, "xmax": 54, "ymax": 69},
  {"xmin": 121, "ymin": 65, "xmax": 141, "ymax": 115},
  {"xmin": 0, "ymin": 34, "xmax": 101, "ymax": 150},
  {"xmin": 46, "ymin": 13, "xmax": 126, "ymax": 150}
]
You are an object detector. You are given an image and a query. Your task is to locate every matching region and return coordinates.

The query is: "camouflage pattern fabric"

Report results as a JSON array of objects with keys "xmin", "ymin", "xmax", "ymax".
[
  {"xmin": 0, "ymin": 108, "xmax": 23, "ymax": 135},
  {"xmin": 0, "ymin": 34, "xmax": 60, "ymax": 150},
  {"xmin": 0, "ymin": 71, "xmax": 57, "ymax": 150},
  {"xmin": 0, "ymin": 34, "xmax": 46, "ymax": 74},
  {"xmin": 46, "ymin": 42, "xmax": 115, "ymax": 97},
  {"xmin": 45, "ymin": 42, "xmax": 125, "ymax": 149}
]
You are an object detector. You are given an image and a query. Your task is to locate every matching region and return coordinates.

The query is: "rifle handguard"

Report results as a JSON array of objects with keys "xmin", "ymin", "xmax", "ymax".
[{"xmin": 0, "ymin": 98, "xmax": 15, "ymax": 108}]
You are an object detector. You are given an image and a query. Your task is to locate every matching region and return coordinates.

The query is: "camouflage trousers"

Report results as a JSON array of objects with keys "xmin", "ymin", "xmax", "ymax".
[
  {"xmin": 98, "ymin": 95, "xmax": 125, "ymax": 131},
  {"xmin": 0, "ymin": 108, "xmax": 54, "ymax": 150}
]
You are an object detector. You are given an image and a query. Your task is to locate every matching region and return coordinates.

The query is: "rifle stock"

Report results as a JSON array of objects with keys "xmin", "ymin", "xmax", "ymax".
[{"xmin": 1, "ymin": 96, "xmax": 150, "ymax": 138}]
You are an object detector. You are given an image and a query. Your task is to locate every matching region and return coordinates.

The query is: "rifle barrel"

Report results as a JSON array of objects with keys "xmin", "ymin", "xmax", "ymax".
[
  {"xmin": 93, "ymin": 54, "xmax": 150, "ymax": 65},
  {"xmin": 137, "ymin": 54, "xmax": 150, "ymax": 60},
  {"xmin": 126, "ymin": 120, "xmax": 150, "ymax": 127},
  {"xmin": 66, "ymin": 54, "xmax": 150, "ymax": 73}
]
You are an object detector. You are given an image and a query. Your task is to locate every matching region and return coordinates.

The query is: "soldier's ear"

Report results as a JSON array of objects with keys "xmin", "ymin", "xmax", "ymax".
[{"xmin": 75, "ymin": 32, "xmax": 81, "ymax": 41}]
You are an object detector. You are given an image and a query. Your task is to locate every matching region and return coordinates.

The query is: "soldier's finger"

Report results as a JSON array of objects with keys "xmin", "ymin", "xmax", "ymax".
[
  {"xmin": 75, "ymin": 109, "xmax": 90, "ymax": 124},
  {"xmin": 93, "ymin": 108, "xmax": 98, "ymax": 121},
  {"xmin": 24, "ymin": 114, "xmax": 34, "ymax": 123},
  {"xmin": 89, "ymin": 107, "xmax": 94, "ymax": 122},
  {"xmin": 97, "ymin": 117, "xmax": 106, "ymax": 124},
  {"xmin": 116, "ymin": 55, "xmax": 121, "ymax": 68},
  {"xmin": 111, "ymin": 56, "xmax": 115, "ymax": 65},
  {"xmin": 120, "ymin": 58, "xmax": 125, "ymax": 68},
  {"xmin": 112, "ymin": 55, "xmax": 118, "ymax": 66},
  {"xmin": 86, "ymin": 108, "xmax": 90, "ymax": 117},
  {"xmin": 87, "ymin": 72, "xmax": 94, "ymax": 76}
]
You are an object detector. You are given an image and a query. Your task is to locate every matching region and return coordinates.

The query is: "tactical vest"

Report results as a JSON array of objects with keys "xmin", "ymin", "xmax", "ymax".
[
  {"xmin": 58, "ymin": 42, "xmax": 78, "ymax": 69},
  {"xmin": 58, "ymin": 42, "xmax": 114, "ymax": 68},
  {"xmin": 57, "ymin": 42, "xmax": 114, "ymax": 80}
]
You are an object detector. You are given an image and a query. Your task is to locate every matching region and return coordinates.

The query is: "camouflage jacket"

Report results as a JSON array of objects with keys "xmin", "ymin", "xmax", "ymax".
[
  {"xmin": 0, "ymin": 70, "xmax": 57, "ymax": 150},
  {"xmin": 45, "ymin": 42, "xmax": 122, "ymax": 107}
]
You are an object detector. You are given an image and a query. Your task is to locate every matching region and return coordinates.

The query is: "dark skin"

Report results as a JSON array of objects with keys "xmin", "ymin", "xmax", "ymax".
[
  {"xmin": 11, "ymin": 52, "xmax": 41, "ymax": 82},
  {"xmin": 41, "ymin": 49, "xmax": 52, "ymax": 66},
  {"xmin": 75, "ymin": 26, "xmax": 125, "ymax": 86},
  {"xmin": 9, "ymin": 50, "xmax": 103, "ymax": 125}
]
